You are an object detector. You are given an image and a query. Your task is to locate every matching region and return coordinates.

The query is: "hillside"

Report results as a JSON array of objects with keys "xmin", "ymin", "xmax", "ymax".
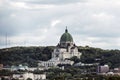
[
  {"xmin": 0, "ymin": 46, "xmax": 54, "ymax": 67},
  {"xmin": 0, "ymin": 46, "xmax": 120, "ymax": 68}
]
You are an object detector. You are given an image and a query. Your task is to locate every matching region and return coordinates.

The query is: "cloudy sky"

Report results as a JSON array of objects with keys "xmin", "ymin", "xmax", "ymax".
[{"xmin": 0, "ymin": 0, "xmax": 120, "ymax": 49}]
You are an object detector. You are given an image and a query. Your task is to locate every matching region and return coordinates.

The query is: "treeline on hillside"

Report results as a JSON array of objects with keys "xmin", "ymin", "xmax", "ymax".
[
  {"xmin": 0, "ymin": 46, "xmax": 120, "ymax": 68},
  {"xmin": 78, "ymin": 46, "xmax": 120, "ymax": 68},
  {"xmin": 0, "ymin": 46, "xmax": 55, "ymax": 67}
]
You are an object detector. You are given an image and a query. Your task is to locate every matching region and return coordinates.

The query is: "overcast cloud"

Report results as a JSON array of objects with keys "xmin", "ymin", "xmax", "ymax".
[{"xmin": 0, "ymin": 0, "xmax": 120, "ymax": 49}]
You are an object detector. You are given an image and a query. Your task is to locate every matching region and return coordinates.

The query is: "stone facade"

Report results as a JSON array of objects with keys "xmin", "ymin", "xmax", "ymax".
[{"xmin": 52, "ymin": 43, "xmax": 81, "ymax": 60}]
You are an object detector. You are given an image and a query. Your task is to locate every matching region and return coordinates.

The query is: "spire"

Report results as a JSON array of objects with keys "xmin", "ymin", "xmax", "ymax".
[{"xmin": 65, "ymin": 26, "xmax": 68, "ymax": 33}]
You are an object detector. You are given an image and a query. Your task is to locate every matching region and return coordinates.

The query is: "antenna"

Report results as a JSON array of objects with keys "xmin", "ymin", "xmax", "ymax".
[
  {"xmin": 6, "ymin": 33, "xmax": 7, "ymax": 48},
  {"xmin": 8, "ymin": 40, "xmax": 10, "ymax": 47},
  {"xmin": 24, "ymin": 41, "xmax": 26, "ymax": 47}
]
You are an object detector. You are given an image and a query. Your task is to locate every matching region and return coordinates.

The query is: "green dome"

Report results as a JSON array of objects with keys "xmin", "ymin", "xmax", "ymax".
[{"xmin": 60, "ymin": 28, "xmax": 73, "ymax": 43}]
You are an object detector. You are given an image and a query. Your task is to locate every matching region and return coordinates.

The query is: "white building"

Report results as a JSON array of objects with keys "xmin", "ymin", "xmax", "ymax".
[
  {"xmin": 13, "ymin": 72, "xmax": 46, "ymax": 80},
  {"xmin": 34, "ymin": 74, "xmax": 46, "ymax": 80},
  {"xmin": 38, "ymin": 28, "xmax": 82, "ymax": 68},
  {"xmin": 97, "ymin": 65, "xmax": 109, "ymax": 73},
  {"xmin": 11, "ymin": 64, "xmax": 28, "ymax": 71}
]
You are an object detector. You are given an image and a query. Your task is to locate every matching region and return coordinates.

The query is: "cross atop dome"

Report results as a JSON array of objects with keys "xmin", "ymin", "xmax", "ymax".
[{"xmin": 65, "ymin": 26, "xmax": 68, "ymax": 33}]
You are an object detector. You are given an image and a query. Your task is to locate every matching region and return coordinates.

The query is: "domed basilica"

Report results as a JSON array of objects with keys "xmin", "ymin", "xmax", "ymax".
[
  {"xmin": 52, "ymin": 28, "xmax": 81, "ymax": 60},
  {"xmin": 38, "ymin": 28, "xmax": 82, "ymax": 68}
]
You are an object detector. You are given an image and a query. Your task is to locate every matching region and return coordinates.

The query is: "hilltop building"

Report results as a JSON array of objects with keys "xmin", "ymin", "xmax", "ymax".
[
  {"xmin": 97, "ymin": 65, "xmax": 109, "ymax": 73},
  {"xmin": 38, "ymin": 28, "xmax": 82, "ymax": 68}
]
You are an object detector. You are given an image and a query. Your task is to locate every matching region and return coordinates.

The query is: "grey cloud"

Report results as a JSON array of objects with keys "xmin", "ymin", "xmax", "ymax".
[
  {"xmin": 10, "ymin": 0, "xmax": 86, "ymax": 5},
  {"xmin": 0, "ymin": 0, "xmax": 120, "ymax": 49},
  {"xmin": 0, "ymin": 9, "xmax": 52, "ymax": 37}
]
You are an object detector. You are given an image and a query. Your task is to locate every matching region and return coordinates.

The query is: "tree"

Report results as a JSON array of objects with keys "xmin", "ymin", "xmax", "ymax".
[
  {"xmin": 27, "ymin": 78, "xmax": 32, "ymax": 80},
  {"xmin": 70, "ymin": 56, "xmax": 80, "ymax": 63}
]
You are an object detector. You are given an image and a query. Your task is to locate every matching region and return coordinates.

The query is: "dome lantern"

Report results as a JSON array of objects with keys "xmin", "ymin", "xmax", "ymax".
[{"xmin": 65, "ymin": 26, "xmax": 68, "ymax": 33}]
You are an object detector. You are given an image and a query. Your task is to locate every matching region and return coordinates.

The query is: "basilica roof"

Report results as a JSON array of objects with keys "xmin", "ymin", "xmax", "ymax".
[{"xmin": 60, "ymin": 28, "xmax": 73, "ymax": 43}]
